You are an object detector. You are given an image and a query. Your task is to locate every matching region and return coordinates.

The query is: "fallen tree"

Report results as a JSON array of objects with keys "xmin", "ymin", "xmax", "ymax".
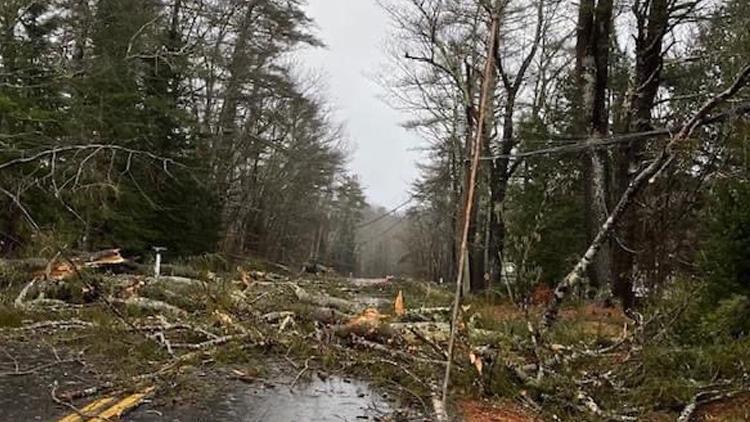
[
  {"xmin": 291, "ymin": 284, "xmax": 360, "ymax": 313},
  {"xmin": 542, "ymin": 63, "xmax": 750, "ymax": 330}
]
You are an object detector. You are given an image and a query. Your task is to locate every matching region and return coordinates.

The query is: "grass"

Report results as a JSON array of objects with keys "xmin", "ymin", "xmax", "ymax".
[{"xmin": 0, "ymin": 304, "xmax": 24, "ymax": 327}]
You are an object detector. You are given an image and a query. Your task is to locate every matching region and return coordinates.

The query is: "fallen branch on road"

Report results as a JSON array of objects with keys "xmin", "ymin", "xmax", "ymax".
[
  {"xmin": 171, "ymin": 332, "xmax": 252, "ymax": 350},
  {"xmin": 111, "ymin": 297, "xmax": 188, "ymax": 317},
  {"xmin": 292, "ymin": 284, "xmax": 359, "ymax": 313}
]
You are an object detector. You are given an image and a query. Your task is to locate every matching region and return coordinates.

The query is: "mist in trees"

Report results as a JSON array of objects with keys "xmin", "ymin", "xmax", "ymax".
[{"xmin": 0, "ymin": 0, "xmax": 368, "ymax": 271}]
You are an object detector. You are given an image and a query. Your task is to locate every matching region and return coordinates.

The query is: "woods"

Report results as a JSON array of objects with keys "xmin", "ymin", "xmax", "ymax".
[
  {"xmin": 0, "ymin": 0, "xmax": 366, "ymax": 270},
  {"xmin": 383, "ymin": 0, "xmax": 750, "ymax": 309},
  {"xmin": 2, "ymin": 0, "xmax": 750, "ymax": 420}
]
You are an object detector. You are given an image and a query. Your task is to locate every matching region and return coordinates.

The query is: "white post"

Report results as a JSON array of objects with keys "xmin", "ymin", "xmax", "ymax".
[{"xmin": 153, "ymin": 247, "xmax": 166, "ymax": 279}]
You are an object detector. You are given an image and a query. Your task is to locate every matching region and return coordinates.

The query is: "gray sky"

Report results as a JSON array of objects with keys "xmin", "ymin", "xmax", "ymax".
[{"xmin": 298, "ymin": 0, "xmax": 421, "ymax": 209}]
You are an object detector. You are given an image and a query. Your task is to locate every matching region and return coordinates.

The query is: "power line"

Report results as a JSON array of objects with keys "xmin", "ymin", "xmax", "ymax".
[
  {"xmin": 480, "ymin": 101, "xmax": 750, "ymax": 161},
  {"xmin": 356, "ymin": 195, "xmax": 415, "ymax": 228},
  {"xmin": 357, "ymin": 217, "xmax": 406, "ymax": 247}
]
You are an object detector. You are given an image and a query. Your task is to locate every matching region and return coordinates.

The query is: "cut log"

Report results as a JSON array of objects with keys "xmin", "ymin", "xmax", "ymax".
[
  {"xmin": 3, "ymin": 249, "xmax": 127, "ymax": 282},
  {"xmin": 113, "ymin": 297, "xmax": 188, "ymax": 316},
  {"xmin": 306, "ymin": 307, "xmax": 351, "ymax": 324},
  {"xmin": 149, "ymin": 276, "xmax": 206, "ymax": 289},
  {"xmin": 261, "ymin": 311, "xmax": 296, "ymax": 323},
  {"xmin": 81, "ymin": 249, "xmax": 127, "ymax": 267},
  {"xmin": 292, "ymin": 284, "xmax": 358, "ymax": 312}
]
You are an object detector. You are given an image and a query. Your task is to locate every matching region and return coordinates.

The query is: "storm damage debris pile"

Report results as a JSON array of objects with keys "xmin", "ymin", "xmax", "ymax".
[
  {"xmin": 2, "ymin": 254, "xmax": 750, "ymax": 421},
  {"xmin": 0, "ymin": 253, "xmax": 537, "ymax": 420},
  {"xmin": 0, "ymin": 255, "xmax": 460, "ymax": 419}
]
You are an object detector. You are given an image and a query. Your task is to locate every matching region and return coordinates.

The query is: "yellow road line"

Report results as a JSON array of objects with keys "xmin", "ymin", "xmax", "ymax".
[
  {"xmin": 58, "ymin": 396, "xmax": 117, "ymax": 422},
  {"xmin": 88, "ymin": 386, "xmax": 155, "ymax": 421}
]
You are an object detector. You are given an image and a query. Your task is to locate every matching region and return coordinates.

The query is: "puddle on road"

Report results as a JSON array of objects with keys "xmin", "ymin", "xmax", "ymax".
[
  {"xmin": 217, "ymin": 376, "xmax": 390, "ymax": 422},
  {"xmin": 129, "ymin": 375, "xmax": 391, "ymax": 422}
]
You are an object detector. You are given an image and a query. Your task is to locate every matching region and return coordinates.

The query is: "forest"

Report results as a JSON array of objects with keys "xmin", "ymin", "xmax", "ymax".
[
  {"xmin": 1, "ymin": 0, "xmax": 750, "ymax": 421},
  {"xmin": 0, "ymin": 0, "xmax": 367, "ymax": 271}
]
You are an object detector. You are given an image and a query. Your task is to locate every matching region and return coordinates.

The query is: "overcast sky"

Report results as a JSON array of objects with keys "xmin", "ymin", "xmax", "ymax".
[{"xmin": 298, "ymin": 0, "xmax": 422, "ymax": 209}]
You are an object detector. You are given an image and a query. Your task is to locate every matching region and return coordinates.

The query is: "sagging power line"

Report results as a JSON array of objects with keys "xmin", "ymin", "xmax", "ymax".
[
  {"xmin": 356, "ymin": 195, "xmax": 415, "ymax": 229},
  {"xmin": 479, "ymin": 101, "xmax": 750, "ymax": 161}
]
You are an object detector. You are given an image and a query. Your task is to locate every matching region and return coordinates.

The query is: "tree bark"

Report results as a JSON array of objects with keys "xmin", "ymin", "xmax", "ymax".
[
  {"xmin": 487, "ymin": 0, "xmax": 543, "ymax": 294},
  {"xmin": 613, "ymin": 0, "xmax": 669, "ymax": 310},
  {"xmin": 460, "ymin": 61, "xmax": 478, "ymax": 295},
  {"xmin": 576, "ymin": 0, "xmax": 614, "ymax": 294}
]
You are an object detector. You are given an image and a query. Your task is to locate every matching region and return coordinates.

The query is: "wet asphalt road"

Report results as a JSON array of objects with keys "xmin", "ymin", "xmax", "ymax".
[
  {"xmin": 1, "ymin": 278, "xmax": 399, "ymax": 421},
  {"xmin": 128, "ymin": 376, "xmax": 389, "ymax": 422},
  {"xmin": 0, "ymin": 340, "xmax": 390, "ymax": 422}
]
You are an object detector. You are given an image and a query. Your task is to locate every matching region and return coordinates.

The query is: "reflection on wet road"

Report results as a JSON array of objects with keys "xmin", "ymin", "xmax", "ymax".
[{"xmin": 127, "ymin": 376, "xmax": 390, "ymax": 422}]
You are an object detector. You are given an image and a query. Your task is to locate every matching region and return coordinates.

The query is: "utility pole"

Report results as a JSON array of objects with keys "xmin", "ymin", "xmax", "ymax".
[{"xmin": 441, "ymin": 8, "xmax": 500, "ymax": 408}]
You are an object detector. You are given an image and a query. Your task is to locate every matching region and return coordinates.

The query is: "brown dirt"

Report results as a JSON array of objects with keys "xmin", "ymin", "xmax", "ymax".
[
  {"xmin": 530, "ymin": 285, "xmax": 553, "ymax": 306},
  {"xmin": 479, "ymin": 303, "xmax": 524, "ymax": 321},
  {"xmin": 559, "ymin": 303, "xmax": 628, "ymax": 338},
  {"xmin": 696, "ymin": 392, "xmax": 750, "ymax": 421},
  {"xmin": 459, "ymin": 399, "xmax": 540, "ymax": 422},
  {"xmin": 479, "ymin": 301, "xmax": 626, "ymax": 327}
]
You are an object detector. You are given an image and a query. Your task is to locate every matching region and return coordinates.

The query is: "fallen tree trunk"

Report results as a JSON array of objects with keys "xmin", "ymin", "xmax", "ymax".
[
  {"xmin": 172, "ymin": 332, "xmax": 251, "ymax": 350},
  {"xmin": 403, "ymin": 307, "xmax": 452, "ymax": 322},
  {"xmin": 2, "ymin": 319, "xmax": 94, "ymax": 332},
  {"xmin": 0, "ymin": 258, "xmax": 48, "ymax": 272},
  {"xmin": 261, "ymin": 311, "xmax": 295, "ymax": 323},
  {"xmin": 151, "ymin": 276, "xmax": 206, "ymax": 287},
  {"xmin": 292, "ymin": 284, "xmax": 359, "ymax": 313},
  {"xmin": 390, "ymin": 322, "xmax": 450, "ymax": 343},
  {"xmin": 134, "ymin": 263, "xmax": 203, "ymax": 279},
  {"xmin": 14, "ymin": 278, "xmax": 38, "ymax": 308},
  {"xmin": 7, "ymin": 249, "xmax": 127, "ymax": 280},
  {"xmin": 543, "ymin": 64, "xmax": 750, "ymax": 330},
  {"xmin": 307, "ymin": 307, "xmax": 351, "ymax": 324},
  {"xmin": 112, "ymin": 297, "xmax": 188, "ymax": 317}
]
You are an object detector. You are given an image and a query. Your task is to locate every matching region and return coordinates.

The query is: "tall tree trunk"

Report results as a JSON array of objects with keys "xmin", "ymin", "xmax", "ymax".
[
  {"xmin": 459, "ymin": 64, "xmax": 479, "ymax": 295},
  {"xmin": 576, "ymin": 0, "xmax": 614, "ymax": 294},
  {"xmin": 217, "ymin": 2, "xmax": 258, "ymax": 255},
  {"xmin": 488, "ymin": 103, "xmax": 514, "ymax": 291},
  {"xmin": 613, "ymin": 0, "xmax": 669, "ymax": 310},
  {"xmin": 70, "ymin": 0, "xmax": 91, "ymax": 67},
  {"xmin": 487, "ymin": 0, "xmax": 543, "ymax": 294}
]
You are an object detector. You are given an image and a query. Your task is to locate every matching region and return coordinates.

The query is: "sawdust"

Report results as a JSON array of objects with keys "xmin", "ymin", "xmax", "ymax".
[{"xmin": 459, "ymin": 399, "xmax": 540, "ymax": 422}]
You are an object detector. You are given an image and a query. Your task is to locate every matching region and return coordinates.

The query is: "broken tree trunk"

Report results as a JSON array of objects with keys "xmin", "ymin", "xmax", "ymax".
[{"xmin": 442, "ymin": 10, "xmax": 500, "ymax": 405}]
